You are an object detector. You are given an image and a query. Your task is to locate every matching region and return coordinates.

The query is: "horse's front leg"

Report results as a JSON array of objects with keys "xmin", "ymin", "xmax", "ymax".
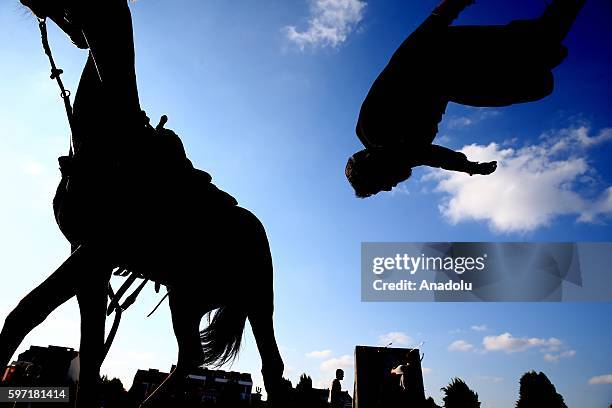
[
  {"xmin": 74, "ymin": 262, "xmax": 112, "ymax": 407},
  {"xmin": 248, "ymin": 305, "xmax": 284, "ymax": 405},
  {"xmin": 0, "ymin": 246, "xmax": 97, "ymax": 370}
]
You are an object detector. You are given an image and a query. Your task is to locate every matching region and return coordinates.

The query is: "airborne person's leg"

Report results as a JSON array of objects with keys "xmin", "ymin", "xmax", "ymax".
[{"xmin": 437, "ymin": 0, "xmax": 585, "ymax": 107}]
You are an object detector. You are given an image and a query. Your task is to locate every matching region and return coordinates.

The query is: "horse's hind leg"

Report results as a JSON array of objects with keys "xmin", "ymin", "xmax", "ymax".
[
  {"xmin": 140, "ymin": 288, "xmax": 205, "ymax": 407},
  {"xmin": 249, "ymin": 302, "xmax": 284, "ymax": 405},
  {"xmin": 247, "ymin": 247, "xmax": 284, "ymax": 405},
  {"xmin": 169, "ymin": 289, "xmax": 206, "ymax": 370}
]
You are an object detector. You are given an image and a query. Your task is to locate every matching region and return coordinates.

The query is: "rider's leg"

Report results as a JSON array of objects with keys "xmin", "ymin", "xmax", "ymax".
[
  {"xmin": 0, "ymin": 246, "xmax": 100, "ymax": 369},
  {"xmin": 72, "ymin": 54, "xmax": 109, "ymax": 156},
  {"xmin": 22, "ymin": 0, "xmax": 141, "ymax": 130},
  {"xmin": 72, "ymin": 0, "xmax": 142, "ymax": 149}
]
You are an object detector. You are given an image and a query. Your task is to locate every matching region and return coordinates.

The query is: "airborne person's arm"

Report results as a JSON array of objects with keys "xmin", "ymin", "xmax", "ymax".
[{"xmin": 417, "ymin": 144, "xmax": 497, "ymax": 175}]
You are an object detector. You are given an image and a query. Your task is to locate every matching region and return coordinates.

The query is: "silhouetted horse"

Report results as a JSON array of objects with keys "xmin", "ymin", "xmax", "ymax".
[
  {"xmin": 1, "ymin": 137, "xmax": 285, "ymax": 407},
  {"xmin": 2, "ymin": 2, "xmax": 285, "ymax": 406}
]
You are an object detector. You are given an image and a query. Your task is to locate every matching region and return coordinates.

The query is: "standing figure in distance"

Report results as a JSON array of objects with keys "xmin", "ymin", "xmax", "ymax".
[{"xmin": 329, "ymin": 368, "xmax": 345, "ymax": 408}]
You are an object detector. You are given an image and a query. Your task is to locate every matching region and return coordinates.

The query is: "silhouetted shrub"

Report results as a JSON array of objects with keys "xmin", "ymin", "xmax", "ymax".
[
  {"xmin": 441, "ymin": 378, "xmax": 480, "ymax": 408},
  {"xmin": 295, "ymin": 373, "xmax": 330, "ymax": 408},
  {"xmin": 516, "ymin": 371, "xmax": 567, "ymax": 408}
]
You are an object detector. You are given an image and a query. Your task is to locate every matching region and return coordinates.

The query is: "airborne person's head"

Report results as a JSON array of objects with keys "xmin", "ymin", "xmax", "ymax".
[{"xmin": 345, "ymin": 148, "xmax": 413, "ymax": 198}]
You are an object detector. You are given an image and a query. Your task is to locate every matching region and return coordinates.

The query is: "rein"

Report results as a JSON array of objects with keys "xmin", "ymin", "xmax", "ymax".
[{"xmin": 38, "ymin": 18, "xmax": 75, "ymax": 155}]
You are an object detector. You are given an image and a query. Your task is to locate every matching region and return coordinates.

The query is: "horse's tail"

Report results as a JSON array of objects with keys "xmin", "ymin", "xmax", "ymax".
[{"xmin": 200, "ymin": 306, "xmax": 248, "ymax": 367}]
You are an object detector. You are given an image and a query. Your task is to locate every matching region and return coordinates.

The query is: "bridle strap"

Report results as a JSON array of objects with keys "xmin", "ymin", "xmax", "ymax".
[{"xmin": 38, "ymin": 18, "xmax": 75, "ymax": 156}]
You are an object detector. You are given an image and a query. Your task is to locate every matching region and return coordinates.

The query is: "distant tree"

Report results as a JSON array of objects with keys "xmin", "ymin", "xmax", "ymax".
[
  {"xmin": 516, "ymin": 371, "xmax": 567, "ymax": 408},
  {"xmin": 280, "ymin": 376, "xmax": 294, "ymax": 393},
  {"xmin": 98, "ymin": 375, "xmax": 128, "ymax": 408},
  {"xmin": 276, "ymin": 377, "xmax": 297, "ymax": 407},
  {"xmin": 441, "ymin": 378, "xmax": 481, "ymax": 408},
  {"xmin": 295, "ymin": 373, "xmax": 325, "ymax": 408}
]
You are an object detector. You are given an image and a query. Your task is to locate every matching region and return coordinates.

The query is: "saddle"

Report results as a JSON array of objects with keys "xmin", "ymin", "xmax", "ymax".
[{"xmin": 52, "ymin": 119, "xmax": 238, "ymax": 253}]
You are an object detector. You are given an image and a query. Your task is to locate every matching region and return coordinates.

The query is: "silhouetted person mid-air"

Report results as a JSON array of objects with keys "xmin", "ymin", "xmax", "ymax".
[{"xmin": 346, "ymin": 0, "xmax": 585, "ymax": 197}]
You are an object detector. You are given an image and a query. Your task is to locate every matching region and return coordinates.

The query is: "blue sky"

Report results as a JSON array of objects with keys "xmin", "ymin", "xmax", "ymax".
[{"xmin": 1, "ymin": 0, "xmax": 611, "ymax": 406}]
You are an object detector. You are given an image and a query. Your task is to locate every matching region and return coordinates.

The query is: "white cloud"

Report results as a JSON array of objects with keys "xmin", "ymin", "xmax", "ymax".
[
  {"xmin": 314, "ymin": 379, "xmax": 331, "ymax": 389},
  {"xmin": 102, "ymin": 348, "xmax": 157, "ymax": 388},
  {"xmin": 544, "ymin": 350, "xmax": 576, "ymax": 362},
  {"xmin": 477, "ymin": 376, "xmax": 504, "ymax": 384},
  {"xmin": 446, "ymin": 109, "xmax": 500, "ymax": 130},
  {"xmin": 427, "ymin": 125, "xmax": 612, "ymax": 232},
  {"xmin": 448, "ymin": 340, "xmax": 475, "ymax": 352},
  {"xmin": 588, "ymin": 374, "xmax": 612, "ymax": 385},
  {"xmin": 422, "ymin": 367, "xmax": 432, "ymax": 375},
  {"xmin": 378, "ymin": 331, "xmax": 413, "ymax": 347},
  {"xmin": 284, "ymin": 0, "xmax": 366, "ymax": 50},
  {"xmin": 21, "ymin": 160, "xmax": 45, "ymax": 177},
  {"xmin": 306, "ymin": 349, "xmax": 333, "ymax": 359},
  {"xmin": 448, "ymin": 116, "xmax": 473, "ymax": 128},
  {"xmin": 481, "ymin": 333, "xmax": 576, "ymax": 362},
  {"xmin": 471, "ymin": 324, "xmax": 488, "ymax": 332},
  {"xmin": 543, "ymin": 353, "xmax": 559, "ymax": 362},
  {"xmin": 384, "ymin": 182, "xmax": 410, "ymax": 197},
  {"xmin": 546, "ymin": 126, "xmax": 612, "ymax": 151},
  {"xmin": 320, "ymin": 355, "xmax": 353, "ymax": 373},
  {"xmin": 482, "ymin": 333, "xmax": 562, "ymax": 354}
]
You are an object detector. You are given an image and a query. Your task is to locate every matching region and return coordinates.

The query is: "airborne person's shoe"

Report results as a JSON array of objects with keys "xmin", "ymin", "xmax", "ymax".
[
  {"xmin": 433, "ymin": 0, "xmax": 476, "ymax": 23},
  {"xmin": 21, "ymin": 0, "xmax": 88, "ymax": 49}
]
